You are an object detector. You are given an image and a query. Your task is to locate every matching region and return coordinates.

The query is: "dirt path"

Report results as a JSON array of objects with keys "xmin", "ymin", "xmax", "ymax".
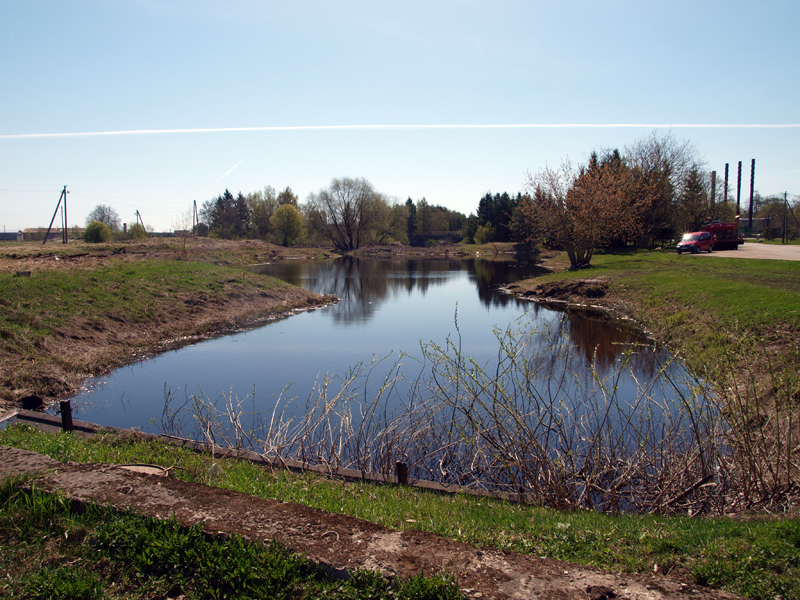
[
  {"xmin": 688, "ymin": 242, "xmax": 800, "ymax": 261},
  {"xmin": 0, "ymin": 445, "xmax": 741, "ymax": 600}
]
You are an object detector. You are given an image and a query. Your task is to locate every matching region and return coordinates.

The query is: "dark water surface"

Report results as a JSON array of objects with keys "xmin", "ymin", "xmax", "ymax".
[{"xmin": 58, "ymin": 257, "xmax": 672, "ymax": 432}]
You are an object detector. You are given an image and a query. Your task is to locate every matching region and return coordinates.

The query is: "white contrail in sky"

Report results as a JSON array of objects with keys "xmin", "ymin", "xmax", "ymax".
[
  {"xmin": 216, "ymin": 160, "xmax": 244, "ymax": 183},
  {"xmin": 1, "ymin": 123, "xmax": 799, "ymax": 139}
]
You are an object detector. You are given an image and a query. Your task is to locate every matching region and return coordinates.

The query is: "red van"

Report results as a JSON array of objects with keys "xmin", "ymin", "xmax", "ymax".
[{"xmin": 677, "ymin": 231, "xmax": 713, "ymax": 254}]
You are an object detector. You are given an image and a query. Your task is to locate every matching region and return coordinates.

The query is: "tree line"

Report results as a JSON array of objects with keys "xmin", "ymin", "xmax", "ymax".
[
  {"xmin": 198, "ymin": 179, "xmax": 467, "ymax": 250},
  {"xmin": 465, "ymin": 132, "xmax": 799, "ymax": 267},
  {"xmin": 78, "ymin": 131, "xmax": 794, "ymax": 256}
]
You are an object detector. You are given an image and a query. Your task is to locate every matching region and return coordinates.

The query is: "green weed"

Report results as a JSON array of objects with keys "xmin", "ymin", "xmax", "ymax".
[
  {"xmin": 2, "ymin": 426, "xmax": 798, "ymax": 599},
  {"xmin": 0, "ymin": 467, "xmax": 461, "ymax": 599}
]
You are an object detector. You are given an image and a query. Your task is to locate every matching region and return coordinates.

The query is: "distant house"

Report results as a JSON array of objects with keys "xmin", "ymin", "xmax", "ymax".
[
  {"xmin": 0, "ymin": 231, "xmax": 21, "ymax": 241},
  {"xmin": 22, "ymin": 227, "xmax": 63, "ymax": 242}
]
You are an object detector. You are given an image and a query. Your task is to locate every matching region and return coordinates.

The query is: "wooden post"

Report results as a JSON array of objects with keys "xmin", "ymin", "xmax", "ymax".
[
  {"xmin": 60, "ymin": 400, "xmax": 73, "ymax": 432},
  {"xmin": 62, "ymin": 186, "xmax": 68, "ymax": 244},
  {"xmin": 43, "ymin": 186, "xmax": 67, "ymax": 246},
  {"xmin": 395, "ymin": 461, "xmax": 409, "ymax": 486},
  {"xmin": 783, "ymin": 192, "xmax": 789, "ymax": 245}
]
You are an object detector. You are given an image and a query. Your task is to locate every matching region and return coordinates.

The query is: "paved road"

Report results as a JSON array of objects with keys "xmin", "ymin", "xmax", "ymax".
[{"xmin": 682, "ymin": 242, "xmax": 800, "ymax": 261}]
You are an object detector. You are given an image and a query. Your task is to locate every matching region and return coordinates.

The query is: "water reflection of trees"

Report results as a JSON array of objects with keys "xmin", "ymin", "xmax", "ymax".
[
  {"xmin": 525, "ymin": 312, "xmax": 666, "ymax": 383},
  {"xmin": 252, "ymin": 257, "xmax": 656, "ymax": 371},
  {"xmin": 161, "ymin": 325, "xmax": 717, "ymax": 515},
  {"xmin": 555, "ymin": 312, "xmax": 661, "ymax": 377},
  {"xmin": 468, "ymin": 258, "xmax": 550, "ymax": 308}
]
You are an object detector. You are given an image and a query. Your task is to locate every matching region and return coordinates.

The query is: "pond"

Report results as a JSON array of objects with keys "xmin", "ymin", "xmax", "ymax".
[
  {"xmin": 58, "ymin": 256, "xmax": 665, "ymax": 432},
  {"xmin": 53, "ymin": 255, "xmax": 718, "ymax": 511}
]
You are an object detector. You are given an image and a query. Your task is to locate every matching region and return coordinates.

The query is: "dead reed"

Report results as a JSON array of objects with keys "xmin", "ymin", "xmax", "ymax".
[{"xmin": 158, "ymin": 316, "xmax": 798, "ymax": 515}]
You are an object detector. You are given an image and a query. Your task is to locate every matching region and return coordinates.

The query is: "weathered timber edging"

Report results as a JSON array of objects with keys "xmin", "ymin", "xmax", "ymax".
[{"xmin": 4, "ymin": 410, "xmax": 537, "ymax": 505}]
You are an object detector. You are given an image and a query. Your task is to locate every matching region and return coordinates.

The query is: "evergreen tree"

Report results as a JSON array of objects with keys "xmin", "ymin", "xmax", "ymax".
[
  {"xmin": 405, "ymin": 198, "xmax": 417, "ymax": 240},
  {"xmin": 200, "ymin": 189, "xmax": 251, "ymax": 239}
]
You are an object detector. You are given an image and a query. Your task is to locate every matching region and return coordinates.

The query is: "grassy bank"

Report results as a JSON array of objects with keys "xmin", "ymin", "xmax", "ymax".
[
  {"xmin": 0, "ymin": 239, "xmax": 332, "ymax": 406},
  {"xmin": 513, "ymin": 248, "xmax": 800, "ymax": 373},
  {"xmin": 0, "ymin": 476, "xmax": 458, "ymax": 600},
  {"xmin": 509, "ymin": 248, "xmax": 799, "ymax": 521},
  {"xmin": 2, "ymin": 425, "xmax": 798, "ymax": 600}
]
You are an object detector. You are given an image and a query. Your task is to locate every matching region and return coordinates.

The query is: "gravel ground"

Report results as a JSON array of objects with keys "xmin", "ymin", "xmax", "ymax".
[{"xmin": 686, "ymin": 241, "xmax": 800, "ymax": 261}]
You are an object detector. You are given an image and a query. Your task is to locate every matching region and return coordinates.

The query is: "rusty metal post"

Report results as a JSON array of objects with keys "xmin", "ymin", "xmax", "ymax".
[
  {"xmin": 60, "ymin": 400, "xmax": 73, "ymax": 432},
  {"xmin": 395, "ymin": 461, "xmax": 408, "ymax": 486}
]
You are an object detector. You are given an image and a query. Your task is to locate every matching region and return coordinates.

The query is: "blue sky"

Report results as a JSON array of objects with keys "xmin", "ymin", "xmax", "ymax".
[{"xmin": 1, "ymin": 0, "xmax": 798, "ymax": 232}]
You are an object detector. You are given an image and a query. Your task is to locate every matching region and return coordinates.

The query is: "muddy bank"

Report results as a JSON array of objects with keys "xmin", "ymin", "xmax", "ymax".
[
  {"xmin": 502, "ymin": 276, "xmax": 635, "ymax": 325},
  {"xmin": 0, "ymin": 239, "xmax": 336, "ymax": 411},
  {"xmin": 2, "ymin": 285, "xmax": 334, "ymax": 412}
]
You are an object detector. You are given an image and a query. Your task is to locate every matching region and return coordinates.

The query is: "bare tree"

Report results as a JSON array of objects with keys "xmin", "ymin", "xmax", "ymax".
[
  {"xmin": 624, "ymin": 131, "xmax": 701, "ymax": 245},
  {"xmin": 173, "ymin": 209, "xmax": 194, "ymax": 258},
  {"xmin": 85, "ymin": 204, "xmax": 121, "ymax": 231},
  {"xmin": 306, "ymin": 177, "xmax": 387, "ymax": 251}
]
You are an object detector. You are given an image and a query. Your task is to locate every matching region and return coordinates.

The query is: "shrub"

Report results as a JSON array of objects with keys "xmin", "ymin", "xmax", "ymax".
[
  {"xmin": 763, "ymin": 226, "xmax": 780, "ymax": 241},
  {"xmin": 474, "ymin": 223, "xmax": 495, "ymax": 245},
  {"xmin": 127, "ymin": 223, "xmax": 148, "ymax": 239},
  {"xmin": 83, "ymin": 220, "xmax": 113, "ymax": 243}
]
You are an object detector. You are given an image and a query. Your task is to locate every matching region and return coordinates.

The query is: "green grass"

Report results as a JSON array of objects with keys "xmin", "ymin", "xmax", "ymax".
[
  {"xmin": 0, "ymin": 250, "xmax": 308, "ymax": 401},
  {"xmin": 0, "ymin": 259, "xmax": 289, "ymax": 343},
  {"xmin": 0, "ymin": 476, "xmax": 459, "ymax": 599},
  {"xmin": 528, "ymin": 248, "xmax": 800, "ymax": 376},
  {"xmin": 581, "ymin": 250, "xmax": 800, "ymax": 326},
  {"xmin": 2, "ymin": 425, "xmax": 798, "ymax": 600},
  {"xmin": 753, "ymin": 238, "xmax": 800, "ymax": 245}
]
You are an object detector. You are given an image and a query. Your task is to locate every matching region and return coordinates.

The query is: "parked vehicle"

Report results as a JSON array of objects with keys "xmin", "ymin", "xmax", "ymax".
[
  {"xmin": 700, "ymin": 219, "xmax": 744, "ymax": 251},
  {"xmin": 677, "ymin": 231, "xmax": 713, "ymax": 254}
]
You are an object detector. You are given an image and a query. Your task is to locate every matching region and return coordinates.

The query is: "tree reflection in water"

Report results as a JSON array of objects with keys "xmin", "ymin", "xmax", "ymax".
[{"xmin": 251, "ymin": 256, "xmax": 549, "ymax": 318}]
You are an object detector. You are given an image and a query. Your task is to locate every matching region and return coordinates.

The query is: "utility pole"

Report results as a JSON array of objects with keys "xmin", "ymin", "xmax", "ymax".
[
  {"xmin": 43, "ymin": 186, "xmax": 68, "ymax": 245},
  {"xmin": 193, "ymin": 200, "xmax": 198, "ymax": 234},
  {"xmin": 135, "ymin": 210, "xmax": 145, "ymax": 229},
  {"xmin": 62, "ymin": 185, "xmax": 68, "ymax": 243}
]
